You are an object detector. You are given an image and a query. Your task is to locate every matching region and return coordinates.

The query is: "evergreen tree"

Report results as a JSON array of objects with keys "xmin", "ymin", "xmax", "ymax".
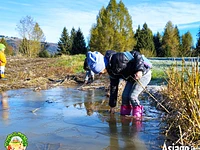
[
  {"xmin": 195, "ymin": 27, "xmax": 200, "ymax": 56},
  {"xmin": 153, "ymin": 32, "xmax": 162, "ymax": 57},
  {"xmin": 39, "ymin": 42, "xmax": 50, "ymax": 58},
  {"xmin": 89, "ymin": 6, "xmax": 114, "ymax": 54},
  {"xmin": 69, "ymin": 27, "xmax": 76, "ymax": 54},
  {"xmin": 161, "ymin": 21, "xmax": 180, "ymax": 57},
  {"xmin": 134, "ymin": 25, "xmax": 141, "ymax": 45},
  {"xmin": 134, "ymin": 23, "xmax": 155, "ymax": 56},
  {"xmin": 57, "ymin": 27, "xmax": 71, "ymax": 55},
  {"xmin": 71, "ymin": 28, "xmax": 87, "ymax": 55},
  {"xmin": 112, "ymin": 1, "xmax": 135, "ymax": 52},
  {"xmin": 89, "ymin": 0, "xmax": 135, "ymax": 54},
  {"xmin": 0, "ymin": 38, "xmax": 13, "ymax": 56},
  {"xmin": 180, "ymin": 31, "xmax": 193, "ymax": 56},
  {"xmin": 32, "ymin": 22, "xmax": 46, "ymax": 42},
  {"xmin": 19, "ymin": 38, "xmax": 30, "ymax": 56},
  {"xmin": 174, "ymin": 26, "xmax": 181, "ymax": 56}
]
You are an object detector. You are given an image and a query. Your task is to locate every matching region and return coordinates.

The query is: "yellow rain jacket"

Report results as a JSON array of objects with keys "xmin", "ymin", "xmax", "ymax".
[{"xmin": 0, "ymin": 51, "xmax": 7, "ymax": 66}]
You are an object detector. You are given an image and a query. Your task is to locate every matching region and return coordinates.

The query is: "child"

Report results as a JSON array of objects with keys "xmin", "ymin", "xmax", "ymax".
[
  {"xmin": 86, "ymin": 50, "xmax": 152, "ymax": 119},
  {"xmin": 0, "ymin": 43, "xmax": 7, "ymax": 80},
  {"xmin": 83, "ymin": 58, "xmax": 94, "ymax": 84}
]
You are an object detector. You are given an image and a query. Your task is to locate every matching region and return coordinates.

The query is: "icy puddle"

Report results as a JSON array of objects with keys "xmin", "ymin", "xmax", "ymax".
[{"xmin": 0, "ymin": 86, "xmax": 165, "ymax": 150}]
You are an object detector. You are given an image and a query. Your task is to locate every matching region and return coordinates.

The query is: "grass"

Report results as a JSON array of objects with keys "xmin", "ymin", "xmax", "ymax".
[
  {"xmin": 53, "ymin": 54, "xmax": 86, "ymax": 73},
  {"xmin": 161, "ymin": 59, "xmax": 200, "ymax": 147}
]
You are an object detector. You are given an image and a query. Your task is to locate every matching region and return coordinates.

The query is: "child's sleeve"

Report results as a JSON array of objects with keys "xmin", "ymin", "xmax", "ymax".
[{"xmin": 0, "ymin": 53, "xmax": 7, "ymax": 64}]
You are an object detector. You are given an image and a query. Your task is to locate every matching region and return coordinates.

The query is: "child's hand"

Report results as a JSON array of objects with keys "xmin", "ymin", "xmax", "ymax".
[{"xmin": 135, "ymin": 71, "xmax": 142, "ymax": 80}]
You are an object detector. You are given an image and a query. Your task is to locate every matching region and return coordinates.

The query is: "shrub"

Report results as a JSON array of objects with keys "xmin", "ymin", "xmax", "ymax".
[{"xmin": 163, "ymin": 59, "xmax": 200, "ymax": 147}]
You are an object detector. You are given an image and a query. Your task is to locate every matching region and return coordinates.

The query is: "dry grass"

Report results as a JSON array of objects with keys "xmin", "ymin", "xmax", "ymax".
[
  {"xmin": 0, "ymin": 55, "xmax": 85, "ymax": 91},
  {"xmin": 162, "ymin": 59, "xmax": 200, "ymax": 147}
]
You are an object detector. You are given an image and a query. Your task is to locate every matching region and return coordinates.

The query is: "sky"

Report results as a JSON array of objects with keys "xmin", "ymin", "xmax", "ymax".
[{"xmin": 0, "ymin": 0, "xmax": 200, "ymax": 45}]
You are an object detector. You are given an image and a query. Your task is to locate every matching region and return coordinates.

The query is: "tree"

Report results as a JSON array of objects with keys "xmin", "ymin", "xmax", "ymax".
[
  {"xmin": 180, "ymin": 31, "xmax": 193, "ymax": 56},
  {"xmin": 161, "ymin": 21, "xmax": 180, "ymax": 57},
  {"xmin": 39, "ymin": 42, "xmax": 50, "ymax": 58},
  {"xmin": 153, "ymin": 32, "xmax": 162, "ymax": 57},
  {"xmin": 71, "ymin": 28, "xmax": 87, "ymax": 55},
  {"xmin": 195, "ymin": 27, "xmax": 200, "ymax": 56},
  {"xmin": 32, "ymin": 23, "xmax": 46, "ymax": 42},
  {"xmin": 134, "ymin": 23, "xmax": 155, "ymax": 57},
  {"xmin": 16, "ymin": 16, "xmax": 45, "ymax": 57},
  {"xmin": 69, "ymin": 27, "xmax": 76, "ymax": 54},
  {"xmin": 174, "ymin": 26, "xmax": 181, "ymax": 56},
  {"xmin": 89, "ymin": 0, "xmax": 135, "ymax": 54},
  {"xmin": 89, "ymin": 7, "xmax": 112, "ymax": 54},
  {"xmin": 16, "ymin": 16, "xmax": 34, "ymax": 40},
  {"xmin": 18, "ymin": 38, "xmax": 30, "ymax": 56},
  {"xmin": 57, "ymin": 27, "xmax": 71, "ymax": 55}
]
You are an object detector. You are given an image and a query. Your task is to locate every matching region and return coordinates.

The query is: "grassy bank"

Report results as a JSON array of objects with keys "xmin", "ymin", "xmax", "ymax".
[
  {"xmin": 52, "ymin": 54, "xmax": 86, "ymax": 73},
  {"xmin": 161, "ymin": 59, "xmax": 200, "ymax": 147}
]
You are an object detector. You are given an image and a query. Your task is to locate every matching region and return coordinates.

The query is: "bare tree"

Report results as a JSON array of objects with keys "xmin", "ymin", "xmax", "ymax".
[{"xmin": 16, "ymin": 16, "xmax": 46, "ymax": 57}]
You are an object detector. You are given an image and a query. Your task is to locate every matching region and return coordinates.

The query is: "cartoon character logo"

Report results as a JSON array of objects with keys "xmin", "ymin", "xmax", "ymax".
[{"xmin": 4, "ymin": 132, "xmax": 28, "ymax": 150}]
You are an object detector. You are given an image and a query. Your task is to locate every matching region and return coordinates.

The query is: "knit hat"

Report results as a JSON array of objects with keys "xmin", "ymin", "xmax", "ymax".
[
  {"xmin": 87, "ymin": 51, "xmax": 108, "ymax": 74},
  {"xmin": 0, "ymin": 43, "xmax": 6, "ymax": 51}
]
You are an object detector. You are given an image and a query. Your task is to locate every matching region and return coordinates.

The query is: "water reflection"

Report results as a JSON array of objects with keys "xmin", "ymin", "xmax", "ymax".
[
  {"xmin": 0, "ymin": 91, "xmax": 9, "ymax": 124},
  {"xmin": 0, "ymin": 87, "xmax": 164, "ymax": 150},
  {"xmin": 84, "ymin": 89, "xmax": 95, "ymax": 116},
  {"xmin": 105, "ymin": 114, "xmax": 147, "ymax": 150}
]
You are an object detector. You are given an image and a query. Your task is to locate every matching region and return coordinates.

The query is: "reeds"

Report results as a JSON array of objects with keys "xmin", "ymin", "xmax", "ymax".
[{"xmin": 163, "ymin": 58, "xmax": 200, "ymax": 147}]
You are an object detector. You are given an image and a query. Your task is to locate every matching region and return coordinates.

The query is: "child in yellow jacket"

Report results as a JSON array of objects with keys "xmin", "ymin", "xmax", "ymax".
[{"xmin": 0, "ymin": 43, "xmax": 7, "ymax": 79}]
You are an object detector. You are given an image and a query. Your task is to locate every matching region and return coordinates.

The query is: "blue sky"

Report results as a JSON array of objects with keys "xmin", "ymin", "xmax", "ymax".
[{"xmin": 0, "ymin": 0, "xmax": 200, "ymax": 45}]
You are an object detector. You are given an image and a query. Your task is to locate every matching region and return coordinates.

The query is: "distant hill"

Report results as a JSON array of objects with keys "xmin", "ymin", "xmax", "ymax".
[{"xmin": 0, "ymin": 35, "xmax": 58, "ymax": 54}]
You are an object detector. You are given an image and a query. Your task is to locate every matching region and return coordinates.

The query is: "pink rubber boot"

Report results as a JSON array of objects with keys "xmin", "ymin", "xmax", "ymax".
[
  {"xmin": 132, "ymin": 105, "xmax": 144, "ymax": 119},
  {"xmin": 120, "ymin": 105, "xmax": 132, "ymax": 115}
]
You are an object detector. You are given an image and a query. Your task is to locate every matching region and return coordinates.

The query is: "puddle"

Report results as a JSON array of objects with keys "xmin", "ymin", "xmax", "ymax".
[{"xmin": 0, "ymin": 86, "xmax": 165, "ymax": 150}]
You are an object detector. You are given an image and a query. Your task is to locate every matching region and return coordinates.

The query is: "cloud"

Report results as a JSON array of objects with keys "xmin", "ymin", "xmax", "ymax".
[
  {"xmin": 35, "ymin": 2, "xmax": 101, "ymax": 43},
  {"xmin": 178, "ymin": 21, "xmax": 200, "ymax": 30},
  {"xmin": 7, "ymin": 0, "xmax": 31, "ymax": 6},
  {"xmin": 128, "ymin": 1, "xmax": 200, "ymax": 33}
]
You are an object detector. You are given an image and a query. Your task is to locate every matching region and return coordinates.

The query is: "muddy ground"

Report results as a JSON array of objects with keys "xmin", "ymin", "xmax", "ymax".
[
  {"xmin": 0, "ymin": 56, "xmax": 163, "ymax": 108},
  {"xmin": 0, "ymin": 56, "xmax": 110, "ymax": 92}
]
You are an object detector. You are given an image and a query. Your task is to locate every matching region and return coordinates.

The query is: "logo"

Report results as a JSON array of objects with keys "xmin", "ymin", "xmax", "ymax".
[
  {"xmin": 162, "ymin": 143, "xmax": 197, "ymax": 150},
  {"xmin": 4, "ymin": 132, "xmax": 28, "ymax": 150}
]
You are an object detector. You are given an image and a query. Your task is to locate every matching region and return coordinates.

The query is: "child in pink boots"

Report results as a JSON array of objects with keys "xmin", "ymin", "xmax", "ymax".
[{"xmin": 86, "ymin": 50, "xmax": 152, "ymax": 119}]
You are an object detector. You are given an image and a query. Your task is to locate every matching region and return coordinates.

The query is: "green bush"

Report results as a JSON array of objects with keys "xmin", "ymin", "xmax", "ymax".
[{"xmin": 39, "ymin": 50, "xmax": 50, "ymax": 58}]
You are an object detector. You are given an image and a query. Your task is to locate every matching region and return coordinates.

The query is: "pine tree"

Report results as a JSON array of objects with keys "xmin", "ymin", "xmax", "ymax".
[
  {"xmin": 89, "ymin": 7, "xmax": 114, "ymax": 54},
  {"xmin": 161, "ymin": 21, "xmax": 180, "ymax": 57},
  {"xmin": 32, "ymin": 23, "xmax": 46, "ymax": 42},
  {"xmin": 134, "ymin": 23, "xmax": 155, "ymax": 56},
  {"xmin": 57, "ymin": 27, "xmax": 71, "ymax": 55},
  {"xmin": 180, "ymin": 31, "xmax": 193, "ymax": 56},
  {"xmin": 19, "ymin": 38, "xmax": 30, "ymax": 56},
  {"xmin": 69, "ymin": 27, "xmax": 76, "ymax": 54},
  {"xmin": 134, "ymin": 25, "xmax": 141, "ymax": 45},
  {"xmin": 153, "ymin": 32, "xmax": 162, "ymax": 57},
  {"xmin": 195, "ymin": 27, "xmax": 200, "ymax": 56},
  {"xmin": 174, "ymin": 26, "xmax": 181, "ymax": 56},
  {"xmin": 71, "ymin": 28, "xmax": 87, "ymax": 55},
  {"xmin": 89, "ymin": 0, "xmax": 135, "ymax": 54}
]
